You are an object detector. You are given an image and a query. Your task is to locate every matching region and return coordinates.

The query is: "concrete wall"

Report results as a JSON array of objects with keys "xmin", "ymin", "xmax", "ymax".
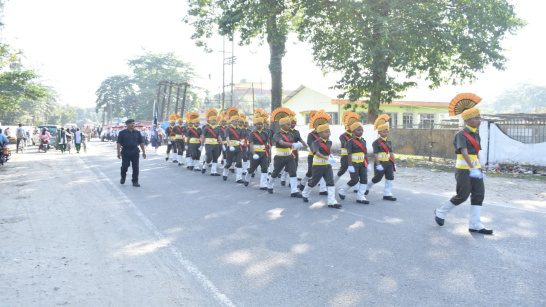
[{"xmin": 481, "ymin": 121, "xmax": 546, "ymax": 166}]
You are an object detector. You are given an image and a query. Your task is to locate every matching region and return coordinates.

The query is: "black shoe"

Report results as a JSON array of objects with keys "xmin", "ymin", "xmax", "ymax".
[
  {"xmin": 280, "ymin": 181, "xmax": 286, "ymax": 186},
  {"xmin": 194, "ymin": 168, "xmax": 201, "ymax": 172},
  {"xmin": 223, "ymin": 176, "xmax": 227, "ymax": 181},
  {"xmin": 236, "ymin": 179, "xmax": 244, "ymax": 183},
  {"xmin": 434, "ymin": 210, "xmax": 444, "ymax": 226},
  {"xmin": 178, "ymin": 163, "xmax": 183, "ymax": 166},
  {"xmin": 251, "ymin": 173, "xmax": 255, "ymax": 178},
  {"xmin": 364, "ymin": 190, "xmax": 369, "ymax": 195},
  {"xmin": 244, "ymin": 181, "xmax": 249, "ymax": 187},
  {"xmin": 165, "ymin": 157, "xmax": 169, "ymax": 161},
  {"xmin": 189, "ymin": 166, "xmax": 194, "ymax": 170},
  {"xmin": 211, "ymin": 173, "xmax": 218, "ymax": 176},
  {"xmin": 260, "ymin": 187, "xmax": 267, "ymax": 190},
  {"xmin": 297, "ymin": 177, "xmax": 302, "ymax": 181},
  {"xmin": 230, "ymin": 169, "xmax": 235, "ymax": 173},
  {"xmin": 319, "ymin": 191, "xmax": 328, "ymax": 196},
  {"xmin": 120, "ymin": 178, "xmax": 126, "ymax": 184},
  {"xmin": 298, "ymin": 184, "xmax": 304, "ymax": 191},
  {"xmin": 173, "ymin": 160, "xmax": 178, "ymax": 163},
  {"xmin": 383, "ymin": 196, "xmax": 397, "ymax": 201},
  {"xmin": 133, "ymin": 182, "xmax": 140, "ymax": 187},
  {"xmin": 328, "ymin": 204, "xmax": 342, "ymax": 209},
  {"xmin": 354, "ymin": 189, "xmax": 358, "ymax": 193},
  {"xmin": 291, "ymin": 192, "xmax": 303, "ymax": 198},
  {"xmin": 302, "ymin": 197, "xmax": 309, "ymax": 203},
  {"xmin": 243, "ymin": 172, "xmax": 247, "ymax": 176},
  {"xmin": 268, "ymin": 189, "xmax": 274, "ymax": 194},
  {"xmin": 356, "ymin": 200, "xmax": 370, "ymax": 204},
  {"xmin": 469, "ymin": 228, "xmax": 493, "ymax": 235},
  {"xmin": 339, "ymin": 193, "xmax": 345, "ymax": 200}
]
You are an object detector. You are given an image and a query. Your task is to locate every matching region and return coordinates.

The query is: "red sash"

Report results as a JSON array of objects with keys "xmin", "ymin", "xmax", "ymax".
[
  {"xmin": 463, "ymin": 131, "xmax": 481, "ymax": 153},
  {"xmin": 189, "ymin": 128, "xmax": 202, "ymax": 145},
  {"xmin": 377, "ymin": 139, "xmax": 396, "ymax": 171},
  {"xmin": 317, "ymin": 140, "xmax": 331, "ymax": 156},
  {"xmin": 351, "ymin": 138, "xmax": 368, "ymax": 167},
  {"xmin": 279, "ymin": 131, "xmax": 296, "ymax": 157},
  {"xmin": 205, "ymin": 125, "xmax": 218, "ymax": 139},
  {"xmin": 252, "ymin": 131, "xmax": 269, "ymax": 158},
  {"xmin": 228, "ymin": 127, "xmax": 243, "ymax": 150},
  {"xmin": 311, "ymin": 131, "xmax": 319, "ymax": 140}
]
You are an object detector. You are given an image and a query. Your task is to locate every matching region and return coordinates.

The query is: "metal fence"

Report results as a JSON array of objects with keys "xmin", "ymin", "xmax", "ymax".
[{"xmin": 487, "ymin": 116, "xmax": 546, "ymax": 144}]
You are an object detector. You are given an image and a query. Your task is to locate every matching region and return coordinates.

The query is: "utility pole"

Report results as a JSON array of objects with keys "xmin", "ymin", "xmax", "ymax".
[
  {"xmin": 231, "ymin": 37, "xmax": 234, "ymax": 108},
  {"xmin": 174, "ymin": 84, "xmax": 181, "ymax": 116},
  {"xmin": 161, "ymin": 82, "xmax": 168, "ymax": 121},
  {"xmin": 222, "ymin": 38, "xmax": 225, "ymax": 111},
  {"xmin": 252, "ymin": 82, "xmax": 255, "ymax": 114},
  {"xmin": 180, "ymin": 83, "xmax": 189, "ymax": 119},
  {"xmin": 166, "ymin": 81, "xmax": 173, "ymax": 118}
]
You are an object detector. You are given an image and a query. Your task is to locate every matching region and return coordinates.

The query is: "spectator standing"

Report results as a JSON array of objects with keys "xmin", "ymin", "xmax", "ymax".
[{"xmin": 16, "ymin": 124, "xmax": 26, "ymax": 153}]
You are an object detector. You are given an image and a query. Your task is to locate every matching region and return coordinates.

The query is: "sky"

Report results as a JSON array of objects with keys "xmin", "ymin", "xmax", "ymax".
[{"xmin": 2, "ymin": 0, "xmax": 545, "ymax": 109}]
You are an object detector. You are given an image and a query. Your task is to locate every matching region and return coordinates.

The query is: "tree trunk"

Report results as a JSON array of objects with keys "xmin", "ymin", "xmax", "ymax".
[{"xmin": 267, "ymin": 18, "xmax": 286, "ymax": 113}]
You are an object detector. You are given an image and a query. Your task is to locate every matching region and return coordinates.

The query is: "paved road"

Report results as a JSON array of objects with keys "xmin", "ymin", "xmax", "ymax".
[{"xmin": 78, "ymin": 141, "xmax": 545, "ymax": 306}]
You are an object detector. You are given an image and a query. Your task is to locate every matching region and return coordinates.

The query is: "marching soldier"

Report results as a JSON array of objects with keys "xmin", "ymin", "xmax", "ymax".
[
  {"xmin": 244, "ymin": 117, "xmax": 270, "ymax": 189},
  {"xmin": 223, "ymin": 108, "xmax": 245, "ymax": 183},
  {"xmin": 185, "ymin": 114, "xmax": 202, "ymax": 171},
  {"xmin": 267, "ymin": 108, "xmax": 302, "ymax": 198},
  {"xmin": 165, "ymin": 116, "xmax": 178, "ymax": 163},
  {"xmin": 174, "ymin": 118, "xmax": 186, "ymax": 166},
  {"xmin": 200, "ymin": 109, "xmax": 223, "ymax": 176},
  {"xmin": 280, "ymin": 117, "xmax": 308, "ymax": 186},
  {"xmin": 299, "ymin": 111, "xmax": 329, "ymax": 195},
  {"xmin": 435, "ymin": 93, "xmax": 492, "ymax": 234},
  {"xmin": 338, "ymin": 121, "xmax": 370, "ymax": 204},
  {"xmin": 334, "ymin": 112, "xmax": 361, "ymax": 183},
  {"xmin": 301, "ymin": 122, "xmax": 340, "ymax": 208},
  {"xmin": 366, "ymin": 114, "xmax": 397, "ymax": 201}
]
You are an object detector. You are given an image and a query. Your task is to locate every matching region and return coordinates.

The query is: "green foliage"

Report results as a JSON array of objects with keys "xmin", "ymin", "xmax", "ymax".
[
  {"xmin": 95, "ymin": 75, "xmax": 138, "ymax": 121},
  {"xmin": 296, "ymin": 0, "xmax": 525, "ymax": 123},
  {"xmin": 185, "ymin": 0, "xmax": 296, "ymax": 111},
  {"xmin": 483, "ymin": 84, "xmax": 546, "ymax": 113}
]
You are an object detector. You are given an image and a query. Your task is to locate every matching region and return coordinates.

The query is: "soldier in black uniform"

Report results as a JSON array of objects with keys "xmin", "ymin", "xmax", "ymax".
[
  {"xmin": 280, "ymin": 117, "xmax": 308, "ymax": 185},
  {"xmin": 173, "ymin": 118, "xmax": 186, "ymax": 166},
  {"xmin": 244, "ymin": 117, "xmax": 270, "ymax": 189},
  {"xmin": 301, "ymin": 124, "xmax": 340, "ymax": 208},
  {"xmin": 201, "ymin": 110, "xmax": 223, "ymax": 176},
  {"xmin": 366, "ymin": 114, "xmax": 397, "ymax": 201},
  {"xmin": 117, "ymin": 119, "xmax": 146, "ymax": 187},
  {"xmin": 299, "ymin": 112, "xmax": 329, "ymax": 195},
  {"xmin": 222, "ymin": 116, "xmax": 245, "ymax": 183},
  {"xmin": 267, "ymin": 115, "xmax": 302, "ymax": 197},
  {"xmin": 186, "ymin": 118, "xmax": 203, "ymax": 171},
  {"xmin": 165, "ymin": 120, "xmax": 177, "ymax": 162},
  {"xmin": 435, "ymin": 105, "xmax": 492, "ymax": 234},
  {"xmin": 218, "ymin": 115, "xmax": 228, "ymax": 168},
  {"xmin": 338, "ymin": 122, "xmax": 370, "ymax": 204}
]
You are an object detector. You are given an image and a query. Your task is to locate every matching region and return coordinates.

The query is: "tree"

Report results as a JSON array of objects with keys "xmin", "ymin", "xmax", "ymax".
[
  {"xmin": 484, "ymin": 84, "xmax": 546, "ymax": 113},
  {"xmin": 296, "ymin": 0, "xmax": 525, "ymax": 123},
  {"xmin": 95, "ymin": 75, "xmax": 138, "ymax": 125},
  {"xmin": 127, "ymin": 52, "xmax": 198, "ymax": 120},
  {"xmin": 185, "ymin": 0, "xmax": 293, "ymax": 112}
]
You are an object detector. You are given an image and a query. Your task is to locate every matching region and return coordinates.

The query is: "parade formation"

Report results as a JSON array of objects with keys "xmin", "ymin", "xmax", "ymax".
[{"xmin": 112, "ymin": 93, "xmax": 493, "ymax": 235}]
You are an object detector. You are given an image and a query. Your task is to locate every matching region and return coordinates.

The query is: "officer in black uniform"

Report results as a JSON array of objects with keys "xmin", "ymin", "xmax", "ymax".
[{"xmin": 117, "ymin": 119, "xmax": 146, "ymax": 187}]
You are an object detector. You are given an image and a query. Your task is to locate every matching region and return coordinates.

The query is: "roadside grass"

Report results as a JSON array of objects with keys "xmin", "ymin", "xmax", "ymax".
[{"xmin": 395, "ymin": 154, "xmax": 546, "ymax": 182}]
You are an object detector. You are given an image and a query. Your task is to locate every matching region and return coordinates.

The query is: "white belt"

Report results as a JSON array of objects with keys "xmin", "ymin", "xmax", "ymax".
[
  {"xmin": 205, "ymin": 138, "xmax": 217, "ymax": 145},
  {"xmin": 341, "ymin": 148, "xmax": 347, "ymax": 154},
  {"xmin": 175, "ymin": 135, "xmax": 183, "ymax": 139},
  {"xmin": 456, "ymin": 160, "xmax": 479, "ymax": 166},
  {"xmin": 313, "ymin": 158, "xmax": 329, "ymax": 163},
  {"xmin": 378, "ymin": 154, "xmax": 389, "ymax": 158},
  {"xmin": 254, "ymin": 145, "xmax": 265, "ymax": 149},
  {"xmin": 276, "ymin": 151, "xmax": 292, "ymax": 156},
  {"xmin": 230, "ymin": 140, "xmax": 240, "ymax": 146},
  {"xmin": 352, "ymin": 156, "xmax": 364, "ymax": 160}
]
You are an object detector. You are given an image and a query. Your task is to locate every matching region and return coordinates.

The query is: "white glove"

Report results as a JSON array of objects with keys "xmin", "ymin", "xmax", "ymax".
[
  {"xmin": 367, "ymin": 164, "xmax": 373, "ymax": 172},
  {"xmin": 292, "ymin": 143, "xmax": 302, "ymax": 149},
  {"xmin": 198, "ymin": 146, "xmax": 203, "ymax": 151},
  {"xmin": 376, "ymin": 164, "xmax": 384, "ymax": 171},
  {"xmin": 222, "ymin": 145, "xmax": 226, "ymax": 151},
  {"xmin": 168, "ymin": 141, "xmax": 172, "ymax": 145},
  {"xmin": 328, "ymin": 154, "xmax": 336, "ymax": 164},
  {"xmin": 229, "ymin": 146, "xmax": 235, "ymax": 152},
  {"xmin": 185, "ymin": 145, "xmax": 189, "ymax": 150},
  {"xmin": 393, "ymin": 163, "xmax": 397, "ymax": 170},
  {"xmin": 469, "ymin": 168, "xmax": 483, "ymax": 179},
  {"xmin": 348, "ymin": 165, "xmax": 355, "ymax": 173},
  {"xmin": 253, "ymin": 154, "xmax": 259, "ymax": 160}
]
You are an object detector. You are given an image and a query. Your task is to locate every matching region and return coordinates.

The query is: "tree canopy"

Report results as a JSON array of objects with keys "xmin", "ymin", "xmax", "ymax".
[
  {"xmin": 296, "ymin": 0, "xmax": 525, "ymax": 123},
  {"xmin": 185, "ymin": 0, "xmax": 295, "ymax": 112},
  {"xmin": 483, "ymin": 84, "xmax": 546, "ymax": 114}
]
